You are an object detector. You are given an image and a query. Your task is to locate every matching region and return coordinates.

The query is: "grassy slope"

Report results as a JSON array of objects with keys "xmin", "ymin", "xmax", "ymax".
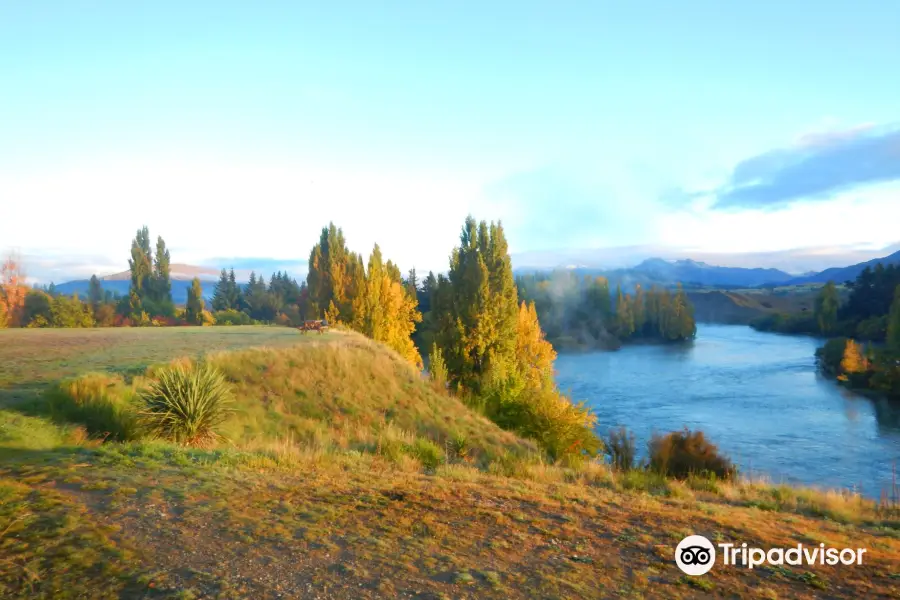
[{"xmin": 1, "ymin": 327, "xmax": 899, "ymax": 599}]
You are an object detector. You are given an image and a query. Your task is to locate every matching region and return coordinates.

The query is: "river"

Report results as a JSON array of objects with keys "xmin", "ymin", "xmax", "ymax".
[{"xmin": 554, "ymin": 324, "xmax": 900, "ymax": 498}]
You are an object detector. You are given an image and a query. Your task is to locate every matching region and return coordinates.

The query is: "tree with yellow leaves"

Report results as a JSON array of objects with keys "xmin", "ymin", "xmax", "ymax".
[
  {"xmin": 0, "ymin": 252, "xmax": 27, "ymax": 327},
  {"xmin": 838, "ymin": 339, "xmax": 870, "ymax": 382},
  {"xmin": 515, "ymin": 300, "xmax": 556, "ymax": 391},
  {"xmin": 351, "ymin": 244, "xmax": 423, "ymax": 368}
]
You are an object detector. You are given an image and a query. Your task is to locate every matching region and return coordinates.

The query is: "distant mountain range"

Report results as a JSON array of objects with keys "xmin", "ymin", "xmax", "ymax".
[
  {"xmin": 514, "ymin": 249, "xmax": 900, "ymax": 290},
  {"xmin": 54, "ymin": 264, "xmax": 220, "ymax": 303},
  {"xmin": 100, "ymin": 263, "xmax": 220, "ymax": 282},
  {"xmin": 54, "ymin": 279, "xmax": 216, "ymax": 304},
  {"xmin": 780, "ymin": 250, "xmax": 900, "ymax": 286}
]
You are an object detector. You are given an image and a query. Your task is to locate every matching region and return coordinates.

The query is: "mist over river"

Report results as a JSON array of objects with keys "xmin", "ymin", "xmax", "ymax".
[{"xmin": 555, "ymin": 324, "xmax": 900, "ymax": 498}]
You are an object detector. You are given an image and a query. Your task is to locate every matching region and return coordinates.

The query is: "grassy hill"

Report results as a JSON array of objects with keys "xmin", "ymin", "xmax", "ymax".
[
  {"xmin": 687, "ymin": 287, "xmax": 834, "ymax": 324},
  {"xmin": 1, "ymin": 327, "xmax": 898, "ymax": 599}
]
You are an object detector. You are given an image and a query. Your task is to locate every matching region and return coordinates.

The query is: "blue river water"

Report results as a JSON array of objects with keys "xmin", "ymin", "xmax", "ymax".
[{"xmin": 554, "ymin": 324, "xmax": 900, "ymax": 498}]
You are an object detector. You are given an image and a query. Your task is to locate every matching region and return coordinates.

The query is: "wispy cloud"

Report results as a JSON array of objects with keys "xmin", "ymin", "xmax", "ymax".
[{"xmin": 702, "ymin": 124, "xmax": 900, "ymax": 210}]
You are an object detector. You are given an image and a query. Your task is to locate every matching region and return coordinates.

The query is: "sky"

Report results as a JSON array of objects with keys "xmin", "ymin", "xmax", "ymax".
[{"xmin": 1, "ymin": 1, "xmax": 899, "ymax": 282}]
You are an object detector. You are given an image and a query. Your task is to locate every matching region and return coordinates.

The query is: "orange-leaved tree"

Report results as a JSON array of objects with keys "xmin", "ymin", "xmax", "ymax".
[{"xmin": 0, "ymin": 252, "xmax": 27, "ymax": 327}]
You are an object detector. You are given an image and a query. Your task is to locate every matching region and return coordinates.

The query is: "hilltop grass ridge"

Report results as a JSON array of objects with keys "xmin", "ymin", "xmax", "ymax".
[
  {"xmin": 25, "ymin": 330, "xmax": 537, "ymax": 466},
  {"xmin": 1, "ymin": 326, "xmax": 899, "ymax": 598}
]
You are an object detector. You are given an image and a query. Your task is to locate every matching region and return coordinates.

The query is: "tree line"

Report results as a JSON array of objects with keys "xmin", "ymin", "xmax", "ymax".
[
  {"xmin": 513, "ymin": 271, "xmax": 697, "ymax": 350},
  {"xmin": 803, "ymin": 264, "xmax": 900, "ymax": 399}
]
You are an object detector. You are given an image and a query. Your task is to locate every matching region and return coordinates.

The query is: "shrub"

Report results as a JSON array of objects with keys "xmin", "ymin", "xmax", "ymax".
[
  {"xmin": 411, "ymin": 438, "xmax": 444, "ymax": 470},
  {"xmin": 604, "ymin": 426, "xmax": 637, "ymax": 471},
  {"xmin": 212, "ymin": 309, "xmax": 250, "ymax": 326},
  {"xmin": 428, "ymin": 343, "xmax": 448, "ymax": 390},
  {"xmin": 46, "ymin": 374, "xmax": 142, "ymax": 441},
  {"xmin": 139, "ymin": 363, "xmax": 234, "ymax": 447},
  {"xmin": 485, "ymin": 377, "xmax": 601, "ymax": 461},
  {"xmin": 648, "ymin": 428, "xmax": 736, "ymax": 480},
  {"xmin": 816, "ymin": 337, "xmax": 849, "ymax": 374},
  {"xmin": 447, "ymin": 432, "xmax": 471, "ymax": 463}
]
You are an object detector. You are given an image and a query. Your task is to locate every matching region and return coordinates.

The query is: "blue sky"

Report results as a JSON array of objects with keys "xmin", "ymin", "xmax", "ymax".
[{"xmin": 1, "ymin": 1, "xmax": 899, "ymax": 281}]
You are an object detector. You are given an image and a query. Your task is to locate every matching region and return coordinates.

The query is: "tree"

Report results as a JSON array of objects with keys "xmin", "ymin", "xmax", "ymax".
[
  {"xmin": 51, "ymin": 294, "xmax": 95, "ymax": 328},
  {"xmin": 840, "ymin": 339, "xmax": 869, "ymax": 375},
  {"xmin": 614, "ymin": 286, "xmax": 635, "ymax": 339},
  {"xmin": 88, "ymin": 275, "xmax": 103, "ymax": 311},
  {"xmin": 150, "ymin": 236, "xmax": 173, "ymax": 315},
  {"xmin": 185, "ymin": 278, "xmax": 205, "ymax": 325},
  {"xmin": 128, "ymin": 226, "xmax": 153, "ymax": 297},
  {"xmin": 212, "ymin": 269, "xmax": 230, "ymax": 311},
  {"xmin": 307, "ymin": 223, "xmax": 357, "ymax": 323},
  {"xmin": 23, "ymin": 290, "xmax": 53, "ymax": 327},
  {"xmin": 435, "ymin": 216, "xmax": 519, "ymax": 394},
  {"xmin": 0, "ymin": 252, "xmax": 27, "ymax": 327},
  {"xmin": 514, "ymin": 301, "xmax": 556, "ymax": 391},
  {"xmin": 227, "ymin": 268, "xmax": 242, "ymax": 310},
  {"xmin": 405, "ymin": 267, "xmax": 419, "ymax": 299},
  {"xmin": 428, "ymin": 343, "xmax": 448, "ymax": 389},
  {"xmin": 815, "ymin": 281, "xmax": 840, "ymax": 334},
  {"xmin": 352, "ymin": 244, "xmax": 423, "ymax": 368},
  {"xmin": 888, "ymin": 284, "xmax": 900, "ymax": 352}
]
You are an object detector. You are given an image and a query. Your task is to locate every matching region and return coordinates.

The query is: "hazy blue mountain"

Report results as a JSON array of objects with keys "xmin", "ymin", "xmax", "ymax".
[
  {"xmin": 628, "ymin": 258, "xmax": 794, "ymax": 287},
  {"xmin": 53, "ymin": 279, "xmax": 216, "ymax": 303},
  {"xmin": 515, "ymin": 258, "xmax": 795, "ymax": 289},
  {"xmin": 783, "ymin": 250, "xmax": 900, "ymax": 285}
]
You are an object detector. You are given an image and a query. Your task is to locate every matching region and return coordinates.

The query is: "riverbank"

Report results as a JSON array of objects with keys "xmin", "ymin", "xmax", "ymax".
[{"xmin": 556, "ymin": 324, "xmax": 900, "ymax": 498}]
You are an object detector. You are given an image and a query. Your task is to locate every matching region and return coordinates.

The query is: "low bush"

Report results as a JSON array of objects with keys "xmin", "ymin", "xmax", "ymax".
[
  {"xmin": 604, "ymin": 426, "xmax": 637, "ymax": 471},
  {"xmin": 212, "ymin": 309, "xmax": 251, "ymax": 326},
  {"xmin": 485, "ymin": 379, "xmax": 601, "ymax": 461},
  {"xmin": 46, "ymin": 374, "xmax": 142, "ymax": 442},
  {"xmin": 139, "ymin": 363, "xmax": 234, "ymax": 447},
  {"xmin": 648, "ymin": 428, "xmax": 736, "ymax": 480}
]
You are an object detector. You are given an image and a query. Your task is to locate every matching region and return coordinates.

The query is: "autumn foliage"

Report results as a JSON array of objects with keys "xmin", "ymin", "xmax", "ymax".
[{"xmin": 0, "ymin": 253, "xmax": 27, "ymax": 328}]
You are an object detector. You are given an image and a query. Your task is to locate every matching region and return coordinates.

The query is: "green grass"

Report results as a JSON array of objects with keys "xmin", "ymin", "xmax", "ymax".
[{"xmin": 0, "ymin": 325, "xmax": 314, "ymax": 405}]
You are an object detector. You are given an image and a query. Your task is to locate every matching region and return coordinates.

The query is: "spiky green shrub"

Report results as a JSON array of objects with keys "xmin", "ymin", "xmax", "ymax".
[
  {"xmin": 139, "ymin": 363, "xmax": 234, "ymax": 447},
  {"xmin": 447, "ymin": 432, "xmax": 470, "ymax": 463}
]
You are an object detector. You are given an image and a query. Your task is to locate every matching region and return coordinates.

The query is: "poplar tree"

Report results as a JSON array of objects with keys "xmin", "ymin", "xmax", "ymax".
[
  {"xmin": 185, "ymin": 278, "xmax": 205, "ymax": 325},
  {"xmin": 88, "ymin": 275, "xmax": 103, "ymax": 311},
  {"xmin": 815, "ymin": 281, "xmax": 840, "ymax": 334}
]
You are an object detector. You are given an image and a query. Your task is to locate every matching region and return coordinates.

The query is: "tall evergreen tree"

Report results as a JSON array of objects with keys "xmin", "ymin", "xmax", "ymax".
[
  {"xmin": 227, "ymin": 268, "xmax": 242, "ymax": 310},
  {"xmin": 211, "ymin": 269, "xmax": 230, "ymax": 311},
  {"xmin": 405, "ymin": 267, "xmax": 419, "ymax": 299}
]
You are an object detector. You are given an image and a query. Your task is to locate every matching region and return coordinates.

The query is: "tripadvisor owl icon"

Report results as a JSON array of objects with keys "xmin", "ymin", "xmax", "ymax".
[{"xmin": 675, "ymin": 535, "xmax": 716, "ymax": 576}]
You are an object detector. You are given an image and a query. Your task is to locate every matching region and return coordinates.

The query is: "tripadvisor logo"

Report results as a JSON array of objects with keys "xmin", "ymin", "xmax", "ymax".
[
  {"xmin": 675, "ymin": 535, "xmax": 716, "ymax": 575},
  {"xmin": 675, "ymin": 535, "xmax": 867, "ymax": 576}
]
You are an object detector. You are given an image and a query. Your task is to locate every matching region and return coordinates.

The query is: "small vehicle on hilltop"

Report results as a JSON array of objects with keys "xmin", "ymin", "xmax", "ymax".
[{"xmin": 297, "ymin": 319, "xmax": 328, "ymax": 334}]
